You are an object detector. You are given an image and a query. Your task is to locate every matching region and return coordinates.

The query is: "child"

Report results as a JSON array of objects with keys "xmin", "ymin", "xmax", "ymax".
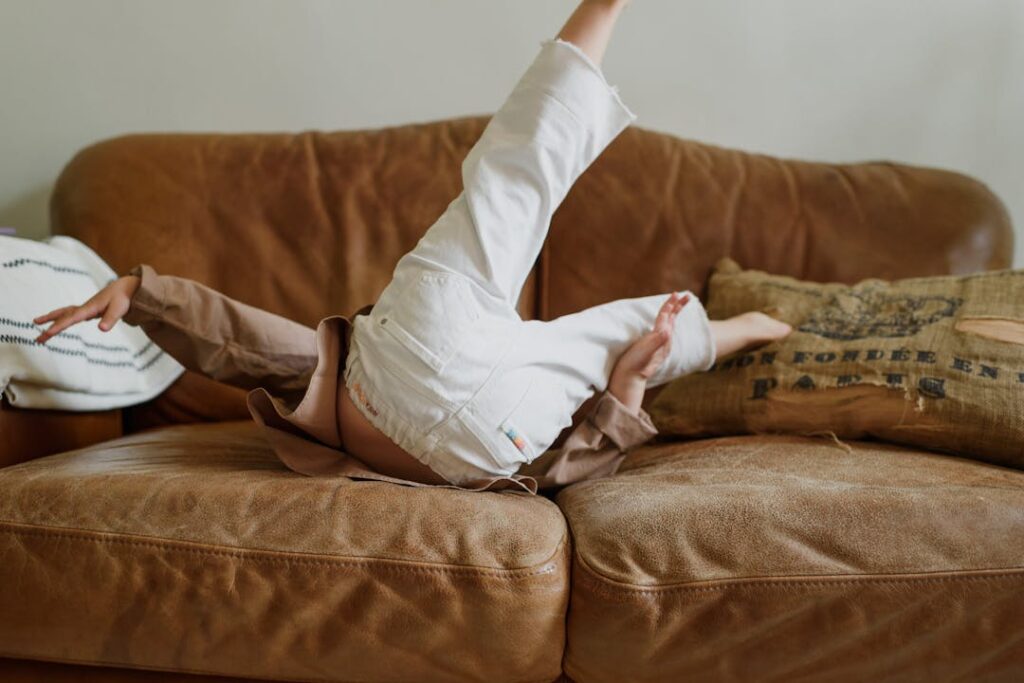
[{"xmin": 33, "ymin": 0, "xmax": 791, "ymax": 494}]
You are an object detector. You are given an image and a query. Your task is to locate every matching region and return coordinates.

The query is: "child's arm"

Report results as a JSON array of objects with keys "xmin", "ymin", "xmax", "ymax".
[
  {"xmin": 33, "ymin": 264, "xmax": 322, "ymax": 398},
  {"xmin": 555, "ymin": 0, "xmax": 632, "ymax": 67},
  {"xmin": 520, "ymin": 387, "xmax": 658, "ymax": 488}
]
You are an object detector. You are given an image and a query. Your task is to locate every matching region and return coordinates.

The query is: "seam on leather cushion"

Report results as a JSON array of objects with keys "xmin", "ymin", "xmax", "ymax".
[
  {"xmin": 0, "ymin": 651, "xmax": 566, "ymax": 683},
  {"xmin": 0, "ymin": 651, "xmax": 332, "ymax": 683},
  {"xmin": 572, "ymin": 554, "xmax": 1024, "ymax": 598},
  {"xmin": 0, "ymin": 522, "xmax": 566, "ymax": 579}
]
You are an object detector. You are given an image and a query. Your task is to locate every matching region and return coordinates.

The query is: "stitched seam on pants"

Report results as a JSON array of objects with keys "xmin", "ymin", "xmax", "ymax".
[{"xmin": 454, "ymin": 322, "xmax": 530, "ymax": 417}]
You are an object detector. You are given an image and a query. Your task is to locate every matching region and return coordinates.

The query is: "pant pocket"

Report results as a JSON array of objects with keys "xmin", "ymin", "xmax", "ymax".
[
  {"xmin": 498, "ymin": 375, "xmax": 573, "ymax": 466},
  {"xmin": 378, "ymin": 269, "xmax": 481, "ymax": 373},
  {"xmin": 462, "ymin": 370, "xmax": 573, "ymax": 469}
]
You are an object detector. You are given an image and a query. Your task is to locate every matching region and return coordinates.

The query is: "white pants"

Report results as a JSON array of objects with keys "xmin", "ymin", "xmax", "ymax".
[{"xmin": 345, "ymin": 38, "xmax": 716, "ymax": 484}]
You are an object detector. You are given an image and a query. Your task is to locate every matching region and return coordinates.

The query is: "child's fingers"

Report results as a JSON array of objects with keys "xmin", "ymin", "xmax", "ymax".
[
  {"xmin": 640, "ymin": 328, "xmax": 671, "ymax": 359},
  {"xmin": 661, "ymin": 292, "xmax": 690, "ymax": 324},
  {"xmin": 666, "ymin": 292, "xmax": 689, "ymax": 310},
  {"xmin": 655, "ymin": 293, "xmax": 681, "ymax": 324},
  {"xmin": 98, "ymin": 297, "xmax": 128, "ymax": 331},
  {"xmin": 35, "ymin": 322, "xmax": 65, "ymax": 344},
  {"xmin": 654, "ymin": 292, "xmax": 694, "ymax": 337},
  {"xmin": 654, "ymin": 295, "xmax": 673, "ymax": 321},
  {"xmin": 655, "ymin": 296, "xmax": 676, "ymax": 331},
  {"xmin": 667, "ymin": 293, "xmax": 690, "ymax": 321},
  {"xmin": 35, "ymin": 305, "xmax": 95, "ymax": 343},
  {"xmin": 640, "ymin": 328, "xmax": 673, "ymax": 374},
  {"xmin": 33, "ymin": 306, "xmax": 75, "ymax": 325},
  {"xmin": 36, "ymin": 316, "xmax": 76, "ymax": 343}
]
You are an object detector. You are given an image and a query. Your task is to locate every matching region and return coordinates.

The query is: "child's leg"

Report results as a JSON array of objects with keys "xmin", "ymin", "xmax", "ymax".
[
  {"xmin": 474, "ymin": 294, "xmax": 790, "ymax": 465},
  {"xmin": 517, "ymin": 290, "xmax": 716, "ymax": 416},
  {"xmin": 391, "ymin": 37, "xmax": 637, "ymax": 312},
  {"xmin": 519, "ymin": 295, "xmax": 792, "ymax": 411},
  {"xmin": 708, "ymin": 312, "xmax": 793, "ymax": 360}
]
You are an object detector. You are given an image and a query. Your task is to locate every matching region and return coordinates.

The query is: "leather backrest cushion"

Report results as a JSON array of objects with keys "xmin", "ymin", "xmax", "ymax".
[
  {"xmin": 49, "ymin": 122, "xmax": 1013, "ymax": 428},
  {"xmin": 540, "ymin": 130, "xmax": 1013, "ymax": 319}
]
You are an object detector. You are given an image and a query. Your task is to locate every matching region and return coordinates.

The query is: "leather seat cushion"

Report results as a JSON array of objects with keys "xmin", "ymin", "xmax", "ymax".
[
  {"xmin": 0, "ymin": 421, "xmax": 570, "ymax": 683},
  {"xmin": 557, "ymin": 434, "xmax": 1024, "ymax": 683}
]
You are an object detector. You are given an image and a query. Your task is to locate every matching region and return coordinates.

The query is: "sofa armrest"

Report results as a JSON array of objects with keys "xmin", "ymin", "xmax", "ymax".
[{"xmin": 0, "ymin": 396, "xmax": 123, "ymax": 469}]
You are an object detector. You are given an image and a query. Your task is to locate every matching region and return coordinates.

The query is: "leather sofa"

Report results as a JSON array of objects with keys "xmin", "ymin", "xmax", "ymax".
[{"xmin": 1, "ymin": 116, "xmax": 1021, "ymax": 683}]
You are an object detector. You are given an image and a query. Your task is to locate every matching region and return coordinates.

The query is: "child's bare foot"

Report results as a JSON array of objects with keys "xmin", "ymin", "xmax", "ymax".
[
  {"xmin": 708, "ymin": 311, "xmax": 792, "ymax": 359},
  {"xmin": 738, "ymin": 311, "xmax": 792, "ymax": 345}
]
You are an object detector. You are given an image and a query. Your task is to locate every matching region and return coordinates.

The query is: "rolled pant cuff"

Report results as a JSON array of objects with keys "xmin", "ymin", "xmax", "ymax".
[{"xmin": 524, "ymin": 37, "xmax": 638, "ymax": 150}]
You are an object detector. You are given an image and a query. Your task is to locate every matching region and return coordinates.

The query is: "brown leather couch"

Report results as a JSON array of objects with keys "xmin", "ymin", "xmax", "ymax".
[{"xmin": 1, "ymin": 117, "xmax": 1021, "ymax": 683}]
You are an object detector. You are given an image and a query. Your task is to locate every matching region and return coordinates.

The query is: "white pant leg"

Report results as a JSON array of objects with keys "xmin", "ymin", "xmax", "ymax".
[
  {"xmin": 469, "ymin": 291, "xmax": 716, "ymax": 468},
  {"xmin": 351, "ymin": 39, "xmax": 641, "ymax": 479},
  {"xmin": 392, "ymin": 37, "xmax": 638, "ymax": 312},
  {"xmin": 524, "ymin": 291, "xmax": 717, "ymax": 407}
]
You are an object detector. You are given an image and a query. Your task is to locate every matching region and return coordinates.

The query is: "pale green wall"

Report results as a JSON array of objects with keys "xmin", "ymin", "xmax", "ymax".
[{"xmin": 1, "ymin": 0, "xmax": 1021, "ymax": 265}]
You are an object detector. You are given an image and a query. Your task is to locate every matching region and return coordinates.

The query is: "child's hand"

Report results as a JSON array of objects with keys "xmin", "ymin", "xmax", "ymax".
[
  {"xmin": 33, "ymin": 275, "xmax": 141, "ymax": 344},
  {"xmin": 608, "ymin": 292, "xmax": 690, "ymax": 413},
  {"xmin": 616, "ymin": 291, "xmax": 689, "ymax": 379}
]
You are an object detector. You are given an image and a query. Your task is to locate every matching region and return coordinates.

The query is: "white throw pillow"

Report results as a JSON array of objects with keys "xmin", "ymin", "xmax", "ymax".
[{"xmin": 0, "ymin": 234, "xmax": 183, "ymax": 410}]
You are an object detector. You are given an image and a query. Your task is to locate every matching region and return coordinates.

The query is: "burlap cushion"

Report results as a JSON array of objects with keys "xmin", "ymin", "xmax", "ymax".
[{"xmin": 648, "ymin": 258, "xmax": 1024, "ymax": 469}]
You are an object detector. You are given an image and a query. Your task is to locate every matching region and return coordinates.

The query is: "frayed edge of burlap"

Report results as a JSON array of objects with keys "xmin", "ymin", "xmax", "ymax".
[
  {"xmin": 735, "ymin": 425, "xmax": 858, "ymax": 454},
  {"xmin": 794, "ymin": 429, "xmax": 855, "ymax": 454}
]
